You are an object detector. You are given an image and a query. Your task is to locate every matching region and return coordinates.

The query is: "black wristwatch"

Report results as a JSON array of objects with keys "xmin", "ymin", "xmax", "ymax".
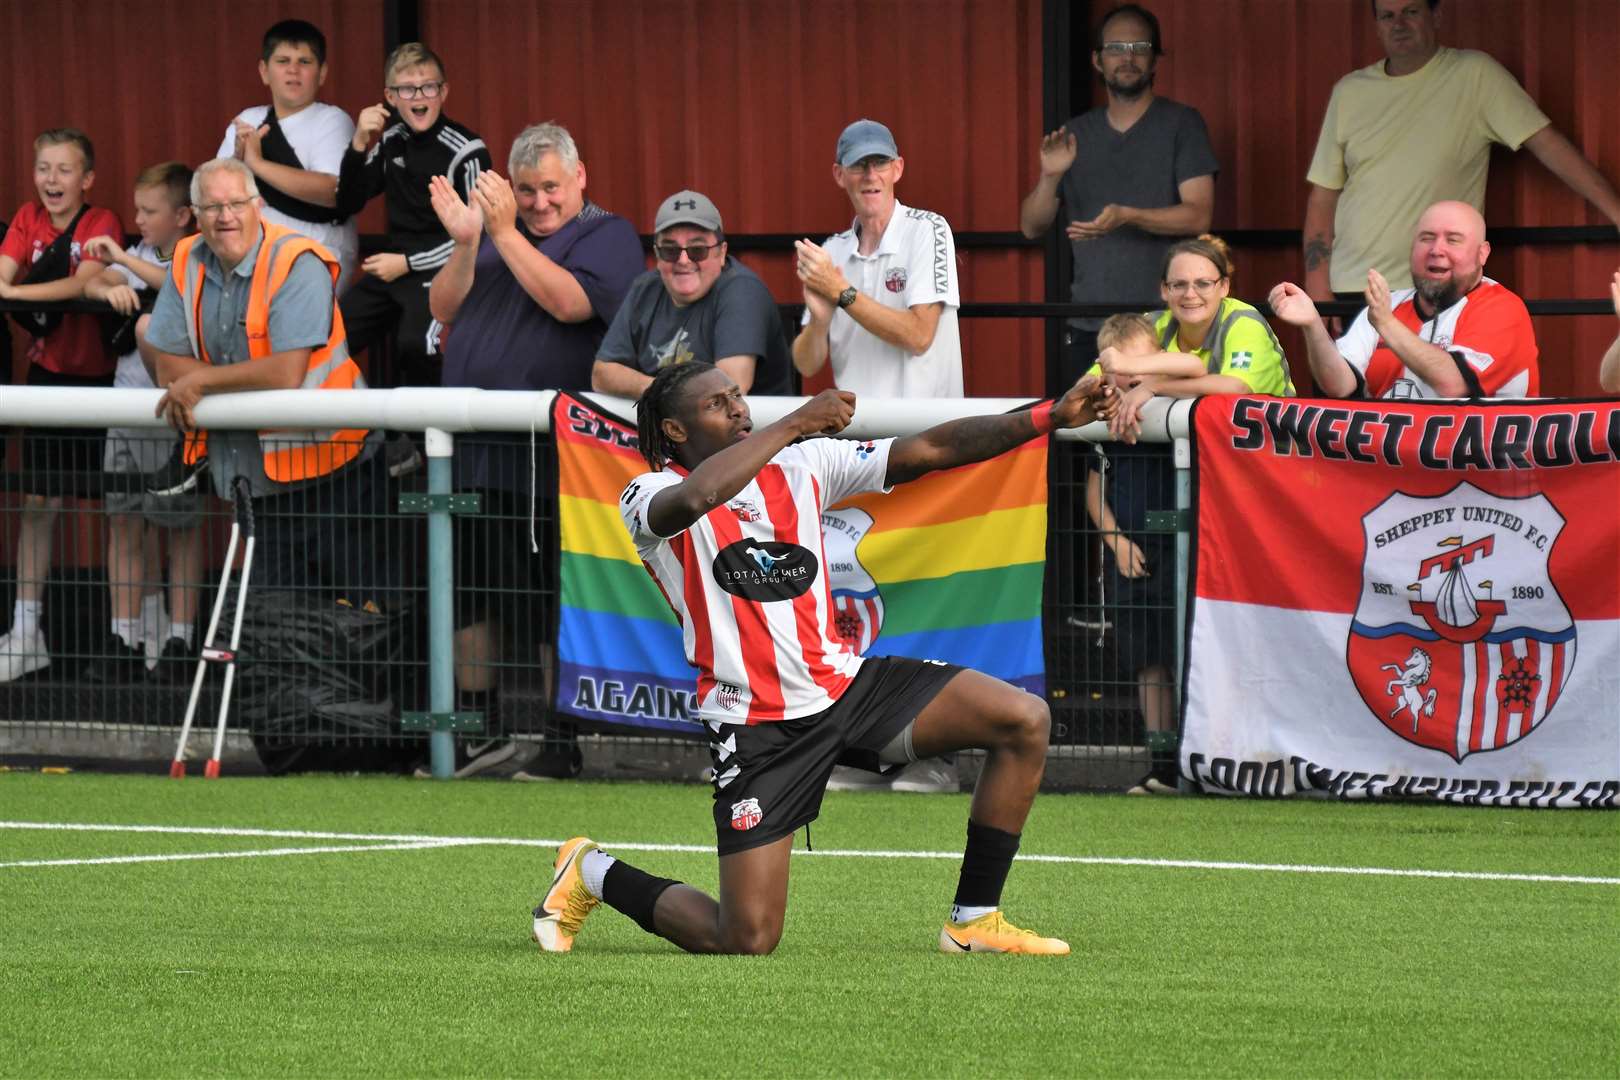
[{"xmin": 836, "ymin": 286, "xmax": 858, "ymax": 309}]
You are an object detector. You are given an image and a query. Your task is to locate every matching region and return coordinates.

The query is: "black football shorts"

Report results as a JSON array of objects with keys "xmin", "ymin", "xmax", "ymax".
[{"xmin": 708, "ymin": 655, "xmax": 964, "ymax": 856}]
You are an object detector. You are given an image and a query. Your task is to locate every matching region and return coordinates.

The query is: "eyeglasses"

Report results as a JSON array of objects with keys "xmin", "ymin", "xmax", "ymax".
[
  {"xmin": 1165, "ymin": 277, "xmax": 1224, "ymax": 295},
  {"xmin": 844, "ymin": 158, "xmax": 896, "ymax": 176},
  {"xmin": 194, "ymin": 198, "xmax": 255, "ymax": 221},
  {"xmin": 654, "ymin": 240, "xmax": 721, "ymax": 263},
  {"xmin": 1098, "ymin": 41, "xmax": 1155, "ymax": 57},
  {"xmin": 388, "ymin": 81, "xmax": 444, "ymax": 100}
]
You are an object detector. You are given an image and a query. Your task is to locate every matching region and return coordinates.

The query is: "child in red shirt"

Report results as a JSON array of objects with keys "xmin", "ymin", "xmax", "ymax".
[{"xmin": 0, "ymin": 128, "xmax": 125, "ymax": 680}]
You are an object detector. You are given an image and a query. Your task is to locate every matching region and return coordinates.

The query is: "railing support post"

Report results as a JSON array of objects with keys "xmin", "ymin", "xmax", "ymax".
[
  {"xmin": 1174, "ymin": 434, "xmax": 1191, "ymax": 790},
  {"xmin": 426, "ymin": 427, "xmax": 456, "ymax": 779}
]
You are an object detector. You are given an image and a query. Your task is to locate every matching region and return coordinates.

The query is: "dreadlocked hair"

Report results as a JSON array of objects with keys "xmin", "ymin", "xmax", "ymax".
[{"xmin": 636, "ymin": 361, "xmax": 717, "ymax": 470}]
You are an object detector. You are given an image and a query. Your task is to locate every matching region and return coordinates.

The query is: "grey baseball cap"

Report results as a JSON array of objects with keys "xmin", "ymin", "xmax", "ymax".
[
  {"xmin": 654, "ymin": 190, "xmax": 723, "ymax": 233},
  {"xmin": 835, "ymin": 119, "xmax": 899, "ymax": 166}
]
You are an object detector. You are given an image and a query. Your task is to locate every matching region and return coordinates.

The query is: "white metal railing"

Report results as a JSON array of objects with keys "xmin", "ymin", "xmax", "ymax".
[{"xmin": 0, "ymin": 386, "xmax": 1191, "ymax": 443}]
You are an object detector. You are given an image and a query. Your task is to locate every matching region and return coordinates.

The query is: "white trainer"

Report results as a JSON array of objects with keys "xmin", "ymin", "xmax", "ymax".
[
  {"xmin": 889, "ymin": 758, "xmax": 960, "ymax": 793},
  {"xmin": 0, "ymin": 627, "xmax": 49, "ymax": 682},
  {"xmin": 824, "ymin": 765, "xmax": 892, "ymax": 792}
]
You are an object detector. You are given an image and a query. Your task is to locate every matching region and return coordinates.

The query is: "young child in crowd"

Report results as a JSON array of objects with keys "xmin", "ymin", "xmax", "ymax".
[
  {"xmin": 1084, "ymin": 313, "xmax": 1203, "ymax": 794},
  {"xmin": 81, "ymin": 162, "xmax": 205, "ymax": 683},
  {"xmin": 220, "ymin": 19, "xmax": 358, "ymax": 288},
  {"xmin": 338, "ymin": 41, "xmax": 489, "ymax": 388},
  {"xmin": 0, "ymin": 129, "xmax": 123, "ymax": 681},
  {"xmin": 336, "ymin": 41, "xmax": 491, "ymax": 475}
]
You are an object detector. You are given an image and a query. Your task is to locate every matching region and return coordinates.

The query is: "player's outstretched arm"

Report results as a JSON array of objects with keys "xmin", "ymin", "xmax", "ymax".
[
  {"xmin": 885, "ymin": 375, "xmax": 1098, "ymax": 486},
  {"xmin": 645, "ymin": 389, "xmax": 856, "ymax": 536}
]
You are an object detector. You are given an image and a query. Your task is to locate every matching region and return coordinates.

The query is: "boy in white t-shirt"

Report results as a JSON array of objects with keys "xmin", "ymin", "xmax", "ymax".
[
  {"xmin": 82, "ymin": 163, "xmax": 205, "ymax": 683},
  {"xmin": 218, "ymin": 19, "xmax": 358, "ymax": 288}
]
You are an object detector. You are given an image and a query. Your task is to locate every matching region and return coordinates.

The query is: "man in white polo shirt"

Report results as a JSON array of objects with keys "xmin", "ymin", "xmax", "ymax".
[
  {"xmin": 792, "ymin": 120, "xmax": 964, "ymax": 793},
  {"xmin": 792, "ymin": 118, "xmax": 962, "ymax": 399}
]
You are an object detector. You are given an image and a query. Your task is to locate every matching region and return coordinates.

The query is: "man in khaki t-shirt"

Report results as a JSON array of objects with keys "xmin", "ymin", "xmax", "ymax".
[{"xmin": 1303, "ymin": 0, "xmax": 1620, "ymax": 303}]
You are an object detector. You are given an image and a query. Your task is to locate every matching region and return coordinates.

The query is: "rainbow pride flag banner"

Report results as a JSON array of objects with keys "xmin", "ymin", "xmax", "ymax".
[{"xmin": 552, "ymin": 393, "xmax": 1047, "ymax": 733}]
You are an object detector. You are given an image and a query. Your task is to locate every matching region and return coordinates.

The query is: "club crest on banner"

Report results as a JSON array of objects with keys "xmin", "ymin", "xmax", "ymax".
[
  {"xmin": 821, "ymin": 507, "xmax": 884, "ymax": 654},
  {"xmin": 1347, "ymin": 483, "xmax": 1575, "ymax": 762}
]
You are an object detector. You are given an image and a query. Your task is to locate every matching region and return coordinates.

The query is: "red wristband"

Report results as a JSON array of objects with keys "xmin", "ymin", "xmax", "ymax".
[{"xmin": 1029, "ymin": 400, "xmax": 1055, "ymax": 435}]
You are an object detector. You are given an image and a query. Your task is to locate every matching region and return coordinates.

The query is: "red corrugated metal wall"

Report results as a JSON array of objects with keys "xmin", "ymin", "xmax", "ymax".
[
  {"xmin": 1146, "ymin": 0, "xmax": 1620, "ymax": 397},
  {"xmin": 421, "ymin": 0, "xmax": 1047, "ymax": 395}
]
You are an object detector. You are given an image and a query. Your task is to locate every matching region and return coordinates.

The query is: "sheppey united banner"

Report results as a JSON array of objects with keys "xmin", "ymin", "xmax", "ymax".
[
  {"xmin": 1185, "ymin": 396, "xmax": 1620, "ymax": 808},
  {"xmin": 552, "ymin": 393, "xmax": 1047, "ymax": 733}
]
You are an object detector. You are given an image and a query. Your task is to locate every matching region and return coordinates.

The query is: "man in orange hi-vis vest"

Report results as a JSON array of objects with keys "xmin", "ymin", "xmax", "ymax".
[{"xmin": 145, "ymin": 157, "xmax": 392, "ymax": 601}]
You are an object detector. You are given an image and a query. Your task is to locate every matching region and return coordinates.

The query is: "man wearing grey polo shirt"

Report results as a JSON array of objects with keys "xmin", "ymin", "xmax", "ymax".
[
  {"xmin": 792, "ymin": 119, "xmax": 963, "ymax": 400},
  {"xmin": 145, "ymin": 157, "xmax": 388, "ymax": 600}
]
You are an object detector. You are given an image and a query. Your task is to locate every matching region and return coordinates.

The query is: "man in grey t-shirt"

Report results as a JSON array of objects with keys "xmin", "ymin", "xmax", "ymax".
[
  {"xmin": 1018, "ymin": 3, "xmax": 1217, "ymax": 393},
  {"xmin": 592, "ymin": 190, "xmax": 792, "ymax": 398}
]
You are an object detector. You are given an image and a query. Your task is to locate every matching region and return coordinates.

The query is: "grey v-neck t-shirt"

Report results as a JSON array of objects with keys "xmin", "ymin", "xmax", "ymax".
[{"xmin": 1058, "ymin": 96, "xmax": 1219, "ymax": 329}]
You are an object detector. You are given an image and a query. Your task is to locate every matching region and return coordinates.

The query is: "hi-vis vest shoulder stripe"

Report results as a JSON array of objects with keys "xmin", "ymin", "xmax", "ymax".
[{"xmin": 170, "ymin": 222, "xmax": 369, "ymax": 483}]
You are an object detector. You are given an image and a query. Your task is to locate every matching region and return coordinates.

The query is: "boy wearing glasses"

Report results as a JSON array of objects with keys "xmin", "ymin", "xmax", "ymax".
[
  {"xmin": 1018, "ymin": 3, "xmax": 1217, "ymax": 395},
  {"xmin": 592, "ymin": 190, "xmax": 792, "ymax": 398},
  {"xmin": 337, "ymin": 43, "xmax": 491, "ymax": 398},
  {"xmin": 219, "ymin": 20, "xmax": 358, "ymax": 289}
]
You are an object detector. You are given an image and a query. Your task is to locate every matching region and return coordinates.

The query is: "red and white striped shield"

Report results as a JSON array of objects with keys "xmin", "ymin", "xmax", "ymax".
[{"xmin": 1347, "ymin": 484, "xmax": 1574, "ymax": 762}]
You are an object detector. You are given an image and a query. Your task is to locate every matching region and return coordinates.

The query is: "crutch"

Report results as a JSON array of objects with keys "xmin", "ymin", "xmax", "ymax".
[{"xmin": 170, "ymin": 478, "xmax": 256, "ymax": 778}]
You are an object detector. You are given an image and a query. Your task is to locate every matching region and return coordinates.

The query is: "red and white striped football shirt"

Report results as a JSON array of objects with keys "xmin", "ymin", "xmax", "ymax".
[
  {"xmin": 1336, "ymin": 277, "xmax": 1539, "ymax": 399},
  {"xmin": 621, "ymin": 437, "xmax": 894, "ymax": 725}
]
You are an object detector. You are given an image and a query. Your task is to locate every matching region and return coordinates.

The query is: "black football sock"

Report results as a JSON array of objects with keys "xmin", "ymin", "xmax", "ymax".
[
  {"xmin": 602, "ymin": 859, "xmax": 680, "ymax": 936},
  {"xmin": 953, "ymin": 819, "xmax": 1022, "ymax": 910}
]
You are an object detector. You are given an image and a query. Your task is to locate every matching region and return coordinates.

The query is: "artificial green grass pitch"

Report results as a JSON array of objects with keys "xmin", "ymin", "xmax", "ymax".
[{"xmin": 1, "ymin": 772, "xmax": 1615, "ymax": 1078}]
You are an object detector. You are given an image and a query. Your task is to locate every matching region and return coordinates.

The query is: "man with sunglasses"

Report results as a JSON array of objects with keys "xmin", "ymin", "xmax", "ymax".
[
  {"xmin": 593, "ymin": 190, "xmax": 792, "ymax": 398},
  {"xmin": 1018, "ymin": 3, "xmax": 1217, "ymax": 395}
]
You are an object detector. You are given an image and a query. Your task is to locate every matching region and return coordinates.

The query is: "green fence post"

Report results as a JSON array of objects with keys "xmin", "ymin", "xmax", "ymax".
[
  {"xmin": 1174, "ymin": 434, "xmax": 1191, "ymax": 790},
  {"xmin": 426, "ymin": 427, "xmax": 455, "ymax": 778}
]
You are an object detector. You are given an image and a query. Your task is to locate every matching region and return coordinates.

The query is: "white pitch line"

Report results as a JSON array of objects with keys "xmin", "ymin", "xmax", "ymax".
[
  {"xmin": 0, "ymin": 839, "xmax": 460, "ymax": 870},
  {"xmin": 2, "ymin": 820, "xmax": 1615, "ymax": 886}
]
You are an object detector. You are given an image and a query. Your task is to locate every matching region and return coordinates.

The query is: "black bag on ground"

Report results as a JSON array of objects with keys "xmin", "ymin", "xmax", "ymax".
[
  {"xmin": 222, "ymin": 588, "xmax": 424, "ymax": 774},
  {"xmin": 7, "ymin": 204, "xmax": 89, "ymax": 338}
]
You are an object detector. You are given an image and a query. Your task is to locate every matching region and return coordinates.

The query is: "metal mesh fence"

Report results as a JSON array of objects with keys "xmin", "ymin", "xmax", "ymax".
[{"xmin": 0, "ymin": 425, "xmax": 1183, "ymax": 781}]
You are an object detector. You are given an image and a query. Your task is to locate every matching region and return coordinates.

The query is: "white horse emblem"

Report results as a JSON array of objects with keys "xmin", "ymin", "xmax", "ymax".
[{"xmin": 1382, "ymin": 647, "xmax": 1438, "ymax": 732}]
